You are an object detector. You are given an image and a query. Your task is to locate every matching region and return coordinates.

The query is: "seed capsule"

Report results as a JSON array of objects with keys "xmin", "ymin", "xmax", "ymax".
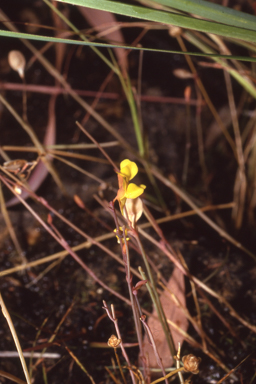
[
  {"xmin": 182, "ymin": 354, "xmax": 201, "ymax": 374},
  {"xmin": 108, "ymin": 335, "xmax": 121, "ymax": 348},
  {"xmin": 8, "ymin": 50, "xmax": 26, "ymax": 79}
]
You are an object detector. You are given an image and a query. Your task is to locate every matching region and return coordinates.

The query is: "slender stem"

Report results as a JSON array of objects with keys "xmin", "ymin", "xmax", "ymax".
[
  {"xmin": 113, "ymin": 55, "xmax": 145, "ymax": 157},
  {"xmin": 182, "ymin": 91, "xmax": 191, "ymax": 186},
  {"xmin": 123, "ymin": 229, "xmax": 144, "ymax": 355},
  {"xmin": 21, "ymin": 77, "xmax": 28, "ymax": 123},
  {"xmin": 0, "ymin": 176, "xmax": 133, "ymax": 306},
  {"xmin": 0, "ymin": 9, "xmax": 132, "ymax": 151},
  {"xmin": 138, "ymin": 266, "xmax": 175, "ymax": 360},
  {"xmin": 103, "ymin": 302, "xmax": 136, "ymax": 384},
  {"xmin": 176, "ymin": 343, "xmax": 184, "ymax": 384},
  {"xmin": 177, "ymin": 34, "xmax": 237, "ymax": 157},
  {"xmin": 150, "ymin": 367, "xmax": 184, "ymax": 384},
  {"xmin": 0, "ymin": 370, "xmax": 26, "ymax": 384},
  {"xmin": 140, "ymin": 316, "xmax": 168, "ymax": 384},
  {"xmin": 134, "ymin": 226, "xmax": 176, "ymax": 358},
  {"xmin": 65, "ymin": 347, "xmax": 96, "ymax": 384},
  {"xmin": 0, "ymin": 293, "xmax": 31, "ymax": 384},
  {"xmin": 114, "ymin": 348, "xmax": 127, "ymax": 384},
  {"xmin": 109, "ymin": 201, "xmax": 145, "ymax": 366},
  {"xmin": 0, "ymin": 183, "xmax": 27, "ymax": 264},
  {"xmin": 149, "ymin": 165, "xmax": 256, "ymax": 261},
  {"xmin": 76, "ymin": 121, "xmax": 119, "ymax": 172}
]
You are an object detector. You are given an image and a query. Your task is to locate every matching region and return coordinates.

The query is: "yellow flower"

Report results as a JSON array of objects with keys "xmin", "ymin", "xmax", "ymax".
[
  {"xmin": 114, "ymin": 159, "xmax": 146, "ymax": 215},
  {"xmin": 119, "ymin": 159, "xmax": 138, "ymax": 181},
  {"xmin": 114, "ymin": 227, "xmax": 130, "ymax": 244}
]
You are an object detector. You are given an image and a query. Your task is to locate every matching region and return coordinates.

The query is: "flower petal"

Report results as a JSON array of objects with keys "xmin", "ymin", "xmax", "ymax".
[
  {"xmin": 125, "ymin": 183, "xmax": 146, "ymax": 199},
  {"xmin": 120, "ymin": 159, "xmax": 138, "ymax": 181}
]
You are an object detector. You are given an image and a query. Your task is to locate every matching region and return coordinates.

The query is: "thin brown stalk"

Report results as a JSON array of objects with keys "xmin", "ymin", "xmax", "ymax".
[
  {"xmin": 76, "ymin": 121, "xmax": 119, "ymax": 172},
  {"xmin": 150, "ymin": 165, "xmax": 256, "ymax": 261},
  {"xmin": 140, "ymin": 316, "xmax": 168, "ymax": 384},
  {"xmin": 138, "ymin": 226, "xmax": 256, "ymax": 333},
  {"xmin": 150, "ymin": 367, "xmax": 184, "ymax": 384},
  {"xmin": 50, "ymin": 153, "xmax": 107, "ymax": 185},
  {"xmin": 0, "ymin": 82, "xmax": 202, "ymax": 105},
  {"xmin": 0, "ymin": 370, "xmax": 27, "ymax": 384},
  {"xmin": 136, "ymin": 238, "xmax": 176, "ymax": 360},
  {"xmin": 181, "ymin": 87, "xmax": 191, "ymax": 186},
  {"xmin": 103, "ymin": 302, "xmax": 136, "ymax": 384},
  {"xmin": 0, "ymin": 175, "xmax": 133, "ymax": 306},
  {"xmin": 108, "ymin": 202, "xmax": 145, "ymax": 366},
  {"xmin": 164, "ymin": 316, "xmax": 232, "ymax": 374},
  {"xmin": 176, "ymin": 34, "xmax": 236, "ymax": 156},
  {"xmin": 65, "ymin": 346, "xmax": 96, "ymax": 384},
  {"xmin": 104, "ymin": 366, "xmax": 120, "ymax": 384},
  {"xmin": 114, "ymin": 348, "xmax": 127, "ymax": 384},
  {"xmin": 158, "ymin": 281, "xmax": 217, "ymax": 353},
  {"xmin": 195, "ymin": 85, "xmax": 208, "ymax": 185},
  {"xmin": 175, "ymin": 343, "xmax": 184, "ymax": 384},
  {"xmin": 0, "ymin": 93, "xmax": 64, "ymax": 194},
  {"xmin": 0, "ymin": 183, "xmax": 27, "ymax": 264},
  {"xmin": 175, "ymin": 250, "xmax": 207, "ymax": 350},
  {"xmin": 123, "ymin": 230, "xmax": 145, "ymax": 365},
  {"xmin": 0, "ymin": 200, "xmax": 235, "ymax": 280},
  {"xmin": 223, "ymin": 69, "xmax": 247, "ymax": 228},
  {"xmin": 216, "ymin": 353, "xmax": 252, "ymax": 384},
  {"xmin": 0, "ymin": 293, "xmax": 31, "ymax": 384},
  {"xmin": 0, "ymin": 8, "xmax": 133, "ymax": 152}
]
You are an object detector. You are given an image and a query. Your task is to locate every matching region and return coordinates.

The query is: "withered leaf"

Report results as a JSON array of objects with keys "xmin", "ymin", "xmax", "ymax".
[{"xmin": 142, "ymin": 266, "xmax": 188, "ymax": 368}]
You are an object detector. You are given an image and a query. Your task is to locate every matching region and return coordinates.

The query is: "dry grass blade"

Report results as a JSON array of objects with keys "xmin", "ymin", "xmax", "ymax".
[
  {"xmin": 0, "ymin": 203, "xmax": 233, "ymax": 280},
  {"xmin": 65, "ymin": 346, "xmax": 96, "ymax": 384},
  {"xmin": 0, "ymin": 8, "xmax": 133, "ymax": 151},
  {"xmin": 150, "ymin": 166, "xmax": 256, "ymax": 261},
  {"xmin": 0, "ymin": 184, "xmax": 27, "ymax": 264},
  {"xmin": 0, "ymin": 370, "xmax": 27, "ymax": 384},
  {"xmin": 0, "ymin": 293, "xmax": 31, "ymax": 384},
  {"xmin": 6, "ymin": 95, "xmax": 60, "ymax": 207},
  {"xmin": 216, "ymin": 353, "xmax": 253, "ymax": 383}
]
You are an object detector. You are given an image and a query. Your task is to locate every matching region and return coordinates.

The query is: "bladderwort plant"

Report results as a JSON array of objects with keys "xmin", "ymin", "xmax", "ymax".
[{"xmin": 103, "ymin": 158, "xmax": 202, "ymax": 384}]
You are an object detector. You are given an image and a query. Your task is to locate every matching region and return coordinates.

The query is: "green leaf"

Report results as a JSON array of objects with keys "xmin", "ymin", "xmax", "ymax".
[
  {"xmin": 56, "ymin": 0, "xmax": 256, "ymax": 43},
  {"xmin": 141, "ymin": 0, "xmax": 256, "ymax": 32}
]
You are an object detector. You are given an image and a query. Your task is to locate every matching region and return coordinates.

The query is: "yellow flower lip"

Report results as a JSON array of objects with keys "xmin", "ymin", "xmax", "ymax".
[{"xmin": 125, "ymin": 183, "xmax": 146, "ymax": 199}]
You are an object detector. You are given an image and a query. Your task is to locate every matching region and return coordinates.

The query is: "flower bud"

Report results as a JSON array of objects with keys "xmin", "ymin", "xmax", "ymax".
[
  {"xmin": 124, "ymin": 197, "xmax": 144, "ymax": 227},
  {"xmin": 182, "ymin": 354, "xmax": 201, "ymax": 374}
]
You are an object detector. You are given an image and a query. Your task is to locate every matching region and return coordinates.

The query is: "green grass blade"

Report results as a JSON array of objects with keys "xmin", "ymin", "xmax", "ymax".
[
  {"xmin": 56, "ymin": 0, "xmax": 256, "ymax": 43},
  {"xmin": 1, "ymin": 29, "xmax": 256, "ymax": 63},
  {"xmin": 141, "ymin": 0, "xmax": 256, "ymax": 32}
]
